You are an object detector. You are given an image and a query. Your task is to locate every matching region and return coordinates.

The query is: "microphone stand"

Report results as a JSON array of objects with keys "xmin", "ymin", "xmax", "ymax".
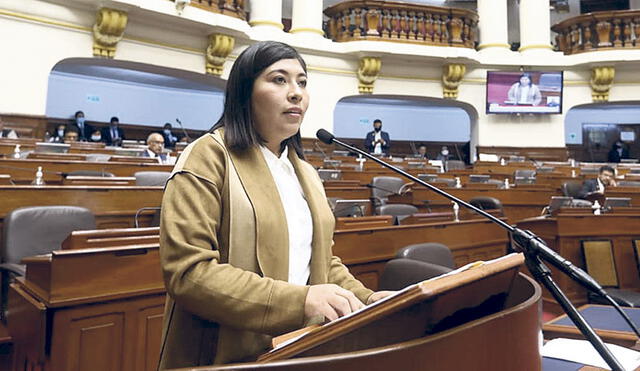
[
  {"xmin": 175, "ymin": 118, "xmax": 192, "ymax": 143},
  {"xmin": 317, "ymin": 130, "xmax": 625, "ymax": 371}
]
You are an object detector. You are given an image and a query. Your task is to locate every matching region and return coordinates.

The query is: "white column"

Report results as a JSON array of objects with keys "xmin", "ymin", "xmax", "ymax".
[
  {"xmin": 249, "ymin": 0, "xmax": 283, "ymax": 31},
  {"xmin": 290, "ymin": 0, "xmax": 324, "ymax": 37},
  {"xmin": 519, "ymin": 0, "xmax": 553, "ymax": 53},
  {"xmin": 477, "ymin": 0, "xmax": 510, "ymax": 51}
]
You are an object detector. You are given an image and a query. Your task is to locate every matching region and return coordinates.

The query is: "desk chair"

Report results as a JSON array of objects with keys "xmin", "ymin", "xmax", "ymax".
[
  {"xmin": 376, "ymin": 204, "xmax": 418, "ymax": 224},
  {"xmin": 134, "ymin": 171, "xmax": 171, "ymax": 186},
  {"xmin": 561, "ymin": 181, "xmax": 583, "ymax": 198},
  {"xmin": 370, "ymin": 176, "xmax": 405, "ymax": 206},
  {"xmin": 0, "ymin": 206, "xmax": 96, "ymax": 319},
  {"xmin": 469, "ymin": 196, "xmax": 504, "ymax": 216},
  {"xmin": 378, "ymin": 259, "xmax": 453, "ymax": 290},
  {"xmin": 395, "ymin": 242, "xmax": 455, "ymax": 269},
  {"xmin": 581, "ymin": 240, "xmax": 640, "ymax": 307}
]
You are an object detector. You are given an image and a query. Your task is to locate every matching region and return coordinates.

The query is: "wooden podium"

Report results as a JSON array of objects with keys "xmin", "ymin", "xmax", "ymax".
[{"xmin": 188, "ymin": 254, "xmax": 543, "ymax": 371}]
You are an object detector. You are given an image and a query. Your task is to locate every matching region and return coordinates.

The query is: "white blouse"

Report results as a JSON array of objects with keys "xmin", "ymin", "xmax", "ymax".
[{"xmin": 260, "ymin": 145, "xmax": 313, "ymax": 286}]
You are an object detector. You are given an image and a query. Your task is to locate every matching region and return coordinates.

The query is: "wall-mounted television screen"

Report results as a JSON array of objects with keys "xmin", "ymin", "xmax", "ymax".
[{"xmin": 486, "ymin": 71, "xmax": 563, "ymax": 114}]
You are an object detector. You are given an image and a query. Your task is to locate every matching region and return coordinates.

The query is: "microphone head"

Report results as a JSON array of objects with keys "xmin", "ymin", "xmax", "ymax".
[{"xmin": 316, "ymin": 129, "xmax": 335, "ymax": 144}]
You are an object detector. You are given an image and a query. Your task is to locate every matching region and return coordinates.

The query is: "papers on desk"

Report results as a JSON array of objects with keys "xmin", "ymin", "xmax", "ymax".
[{"xmin": 542, "ymin": 338, "xmax": 640, "ymax": 370}]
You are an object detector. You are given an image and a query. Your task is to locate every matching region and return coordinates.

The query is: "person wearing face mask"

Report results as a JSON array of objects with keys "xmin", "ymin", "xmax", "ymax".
[
  {"xmin": 102, "ymin": 116, "xmax": 125, "ymax": 146},
  {"xmin": 607, "ymin": 141, "xmax": 629, "ymax": 163},
  {"xmin": 157, "ymin": 41, "xmax": 392, "ymax": 369},
  {"xmin": 89, "ymin": 129, "xmax": 102, "ymax": 143},
  {"xmin": 71, "ymin": 111, "xmax": 94, "ymax": 141},
  {"xmin": 162, "ymin": 123, "xmax": 179, "ymax": 149},
  {"xmin": 49, "ymin": 124, "xmax": 66, "ymax": 143},
  {"xmin": 364, "ymin": 119, "xmax": 391, "ymax": 155},
  {"xmin": 436, "ymin": 145, "xmax": 452, "ymax": 161}
]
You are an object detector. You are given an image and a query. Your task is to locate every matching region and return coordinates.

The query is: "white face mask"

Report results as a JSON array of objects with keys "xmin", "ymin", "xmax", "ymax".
[
  {"xmin": 441, "ymin": 149, "xmax": 449, "ymax": 156},
  {"xmin": 91, "ymin": 135, "xmax": 101, "ymax": 141},
  {"xmin": 57, "ymin": 129, "xmax": 64, "ymax": 136}
]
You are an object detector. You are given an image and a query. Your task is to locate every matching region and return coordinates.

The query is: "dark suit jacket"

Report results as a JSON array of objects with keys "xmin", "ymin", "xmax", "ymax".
[
  {"xmin": 364, "ymin": 130, "xmax": 391, "ymax": 153},
  {"xmin": 71, "ymin": 123, "xmax": 94, "ymax": 142},
  {"xmin": 163, "ymin": 131, "xmax": 179, "ymax": 149},
  {"xmin": 579, "ymin": 178, "xmax": 601, "ymax": 199},
  {"xmin": 607, "ymin": 148, "xmax": 630, "ymax": 163},
  {"xmin": 101, "ymin": 126, "xmax": 125, "ymax": 146}
]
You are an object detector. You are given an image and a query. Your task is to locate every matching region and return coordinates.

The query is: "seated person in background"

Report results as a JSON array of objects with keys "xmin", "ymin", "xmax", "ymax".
[
  {"xmin": 63, "ymin": 126, "xmax": 79, "ymax": 143},
  {"xmin": 143, "ymin": 132, "xmax": 170, "ymax": 164},
  {"xmin": 417, "ymin": 144, "xmax": 428, "ymax": 159},
  {"xmin": 607, "ymin": 141, "xmax": 629, "ymax": 163},
  {"xmin": 72, "ymin": 110, "xmax": 94, "ymax": 141},
  {"xmin": 162, "ymin": 122, "xmax": 179, "ymax": 149},
  {"xmin": 507, "ymin": 73, "xmax": 542, "ymax": 106},
  {"xmin": 89, "ymin": 129, "xmax": 102, "ymax": 143},
  {"xmin": 364, "ymin": 119, "xmax": 390, "ymax": 154},
  {"xmin": 102, "ymin": 116, "xmax": 125, "ymax": 146},
  {"xmin": 436, "ymin": 145, "xmax": 452, "ymax": 161},
  {"xmin": 579, "ymin": 165, "xmax": 617, "ymax": 199},
  {"xmin": 0, "ymin": 119, "xmax": 18, "ymax": 139},
  {"xmin": 49, "ymin": 124, "xmax": 66, "ymax": 143}
]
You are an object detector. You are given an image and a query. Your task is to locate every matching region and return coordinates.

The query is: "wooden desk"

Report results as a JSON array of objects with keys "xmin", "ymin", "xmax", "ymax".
[
  {"xmin": 8, "ymin": 245, "xmax": 165, "ymax": 371},
  {"xmin": 543, "ymin": 304, "xmax": 640, "ymax": 349},
  {"xmin": 0, "ymin": 186, "xmax": 163, "ymax": 250},
  {"xmin": 335, "ymin": 218, "xmax": 510, "ymax": 290},
  {"xmin": 392, "ymin": 184, "xmax": 557, "ymax": 223},
  {"xmin": 516, "ymin": 212, "xmax": 640, "ymax": 312},
  {"xmin": 0, "ymin": 158, "xmax": 173, "ymax": 184}
]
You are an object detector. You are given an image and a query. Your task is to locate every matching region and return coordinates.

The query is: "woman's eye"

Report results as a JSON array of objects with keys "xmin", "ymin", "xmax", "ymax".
[
  {"xmin": 274, "ymin": 76, "xmax": 286, "ymax": 84},
  {"xmin": 298, "ymin": 80, "xmax": 307, "ymax": 88}
]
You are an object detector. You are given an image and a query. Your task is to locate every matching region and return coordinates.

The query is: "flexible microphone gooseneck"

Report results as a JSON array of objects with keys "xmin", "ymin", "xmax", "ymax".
[{"xmin": 316, "ymin": 129, "xmax": 626, "ymax": 371}]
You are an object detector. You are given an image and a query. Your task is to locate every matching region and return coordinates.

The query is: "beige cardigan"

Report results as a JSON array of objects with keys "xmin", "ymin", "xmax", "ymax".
[{"xmin": 158, "ymin": 131, "xmax": 373, "ymax": 369}]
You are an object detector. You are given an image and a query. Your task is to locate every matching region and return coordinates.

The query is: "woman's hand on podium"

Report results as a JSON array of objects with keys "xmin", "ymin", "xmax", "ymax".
[
  {"xmin": 304, "ymin": 284, "xmax": 365, "ymax": 321},
  {"xmin": 366, "ymin": 291, "xmax": 396, "ymax": 305}
]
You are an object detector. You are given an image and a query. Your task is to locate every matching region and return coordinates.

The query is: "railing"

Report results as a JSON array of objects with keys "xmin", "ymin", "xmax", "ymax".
[
  {"xmin": 552, "ymin": 10, "xmax": 640, "ymax": 55},
  {"xmin": 324, "ymin": 0, "xmax": 478, "ymax": 48},
  {"xmin": 189, "ymin": 0, "xmax": 246, "ymax": 20}
]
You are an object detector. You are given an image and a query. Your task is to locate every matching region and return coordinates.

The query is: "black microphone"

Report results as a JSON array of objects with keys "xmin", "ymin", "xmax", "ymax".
[
  {"xmin": 175, "ymin": 118, "xmax": 192, "ymax": 142},
  {"xmin": 316, "ymin": 129, "xmax": 627, "ymax": 370}
]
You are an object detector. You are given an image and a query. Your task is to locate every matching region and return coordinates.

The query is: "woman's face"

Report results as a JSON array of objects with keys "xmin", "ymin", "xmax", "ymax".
[
  {"xmin": 520, "ymin": 75, "xmax": 531, "ymax": 85},
  {"xmin": 251, "ymin": 58, "xmax": 309, "ymax": 148}
]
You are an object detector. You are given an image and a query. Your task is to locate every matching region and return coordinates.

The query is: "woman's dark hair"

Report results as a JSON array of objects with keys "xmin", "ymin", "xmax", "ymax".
[
  {"xmin": 210, "ymin": 41, "xmax": 307, "ymax": 159},
  {"xmin": 518, "ymin": 73, "xmax": 533, "ymax": 86},
  {"xmin": 74, "ymin": 110, "xmax": 84, "ymax": 118}
]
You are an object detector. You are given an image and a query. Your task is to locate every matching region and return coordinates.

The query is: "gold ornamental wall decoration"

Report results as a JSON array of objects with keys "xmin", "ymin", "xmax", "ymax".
[
  {"xmin": 206, "ymin": 34, "xmax": 235, "ymax": 76},
  {"xmin": 590, "ymin": 66, "xmax": 615, "ymax": 102},
  {"xmin": 442, "ymin": 63, "xmax": 466, "ymax": 99},
  {"xmin": 357, "ymin": 57, "xmax": 381, "ymax": 94},
  {"xmin": 92, "ymin": 8, "xmax": 128, "ymax": 58}
]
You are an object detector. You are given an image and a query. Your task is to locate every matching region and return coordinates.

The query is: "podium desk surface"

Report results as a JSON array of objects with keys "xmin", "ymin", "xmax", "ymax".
[{"xmin": 543, "ymin": 304, "xmax": 640, "ymax": 349}]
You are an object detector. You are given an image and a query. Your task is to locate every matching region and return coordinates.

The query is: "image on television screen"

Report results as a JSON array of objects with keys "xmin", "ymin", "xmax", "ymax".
[{"xmin": 486, "ymin": 71, "xmax": 563, "ymax": 114}]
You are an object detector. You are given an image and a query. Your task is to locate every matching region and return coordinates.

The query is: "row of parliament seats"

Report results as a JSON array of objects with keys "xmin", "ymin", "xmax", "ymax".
[{"xmin": 2, "ymin": 139, "xmax": 640, "ymax": 368}]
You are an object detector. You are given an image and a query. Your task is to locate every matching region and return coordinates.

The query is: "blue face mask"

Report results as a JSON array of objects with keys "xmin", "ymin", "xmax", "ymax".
[
  {"xmin": 77, "ymin": 117, "xmax": 85, "ymax": 125},
  {"xmin": 163, "ymin": 129, "xmax": 171, "ymax": 135}
]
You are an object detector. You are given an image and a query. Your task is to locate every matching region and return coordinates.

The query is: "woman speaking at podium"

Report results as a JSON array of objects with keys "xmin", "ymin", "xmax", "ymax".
[{"xmin": 158, "ymin": 41, "xmax": 391, "ymax": 368}]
